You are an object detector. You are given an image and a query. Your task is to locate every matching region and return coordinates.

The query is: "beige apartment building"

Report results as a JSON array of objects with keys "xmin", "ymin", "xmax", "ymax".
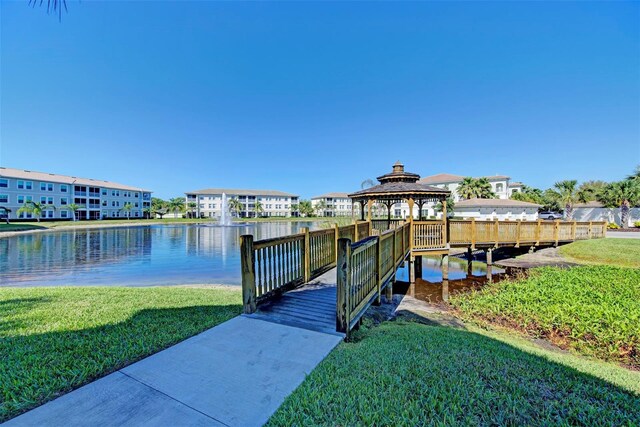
[{"xmin": 185, "ymin": 188, "xmax": 299, "ymax": 218}]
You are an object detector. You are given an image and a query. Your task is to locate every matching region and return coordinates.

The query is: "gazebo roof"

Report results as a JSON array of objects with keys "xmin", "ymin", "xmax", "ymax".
[{"xmin": 349, "ymin": 162, "xmax": 450, "ymax": 202}]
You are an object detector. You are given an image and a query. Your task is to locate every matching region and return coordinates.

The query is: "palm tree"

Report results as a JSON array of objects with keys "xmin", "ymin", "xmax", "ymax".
[
  {"xmin": 548, "ymin": 180, "xmax": 579, "ymax": 220},
  {"xmin": 434, "ymin": 197, "xmax": 455, "ymax": 217},
  {"xmin": 151, "ymin": 198, "xmax": 168, "ymax": 219},
  {"xmin": 254, "ymin": 201, "xmax": 264, "ymax": 218},
  {"xmin": 627, "ymin": 165, "xmax": 640, "ymax": 182},
  {"xmin": 361, "ymin": 179, "xmax": 376, "ymax": 190},
  {"xmin": 142, "ymin": 207, "xmax": 153, "ymax": 219},
  {"xmin": 577, "ymin": 180, "xmax": 607, "ymax": 203},
  {"xmin": 298, "ymin": 200, "xmax": 314, "ymax": 217},
  {"xmin": 121, "ymin": 203, "xmax": 134, "ymax": 220},
  {"xmin": 167, "ymin": 197, "xmax": 185, "ymax": 218},
  {"xmin": 597, "ymin": 180, "xmax": 640, "ymax": 228},
  {"xmin": 314, "ymin": 200, "xmax": 328, "ymax": 217},
  {"xmin": 457, "ymin": 177, "xmax": 496, "ymax": 200},
  {"xmin": 227, "ymin": 197, "xmax": 243, "ymax": 218},
  {"xmin": 17, "ymin": 201, "xmax": 49, "ymax": 222},
  {"xmin": 65, "ymin": 203, "xmax": 84, "ymax": 221},
  {"xmin": 0, "ymin": 207, "xmax": 11, "ymax": 224}
]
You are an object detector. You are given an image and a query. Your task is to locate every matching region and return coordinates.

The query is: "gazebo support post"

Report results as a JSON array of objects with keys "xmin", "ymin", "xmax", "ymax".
[
  {"xmin": 414, "ymin": 255, "xmax": 422, "ymax": 280},
  {"xmin": 360, "ymin": 201, "xmax": 365, "ymax": 221},
  {"xmin": 386, "ymin": 202, "xmax": 392, "ymax": 230},
  {"xmin": 367, "ymin": 199, "xmax": 373, "ymax": 222}
]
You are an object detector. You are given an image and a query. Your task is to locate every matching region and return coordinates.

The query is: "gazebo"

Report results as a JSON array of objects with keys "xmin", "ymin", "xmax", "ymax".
[{"xmin": 348, "ymin": 161, "xmax": 450, "ymax": 227}]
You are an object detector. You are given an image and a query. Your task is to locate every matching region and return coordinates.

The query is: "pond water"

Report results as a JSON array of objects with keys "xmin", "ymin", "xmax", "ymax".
[
  {"xmin": 395, "ymin": 255, "xmax": 505, "ymax": 303},
  {"xmin": 0, "ymin": 222, "xmax": 323, "ymax": 287}
]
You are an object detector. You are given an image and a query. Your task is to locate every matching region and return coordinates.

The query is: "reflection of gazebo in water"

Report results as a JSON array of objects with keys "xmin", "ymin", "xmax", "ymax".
[{"xmin": 348, "ymin": 161, "xmax": 450, "ymax": 226}]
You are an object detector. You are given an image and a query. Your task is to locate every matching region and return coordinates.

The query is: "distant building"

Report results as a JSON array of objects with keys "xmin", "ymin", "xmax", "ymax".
[
  {"xmin": 453, "ymin": 198, "xmax": 541, "ymax": 221},
  {"xmin": 573, "ymin": 201, "xmax": 640, "ymax": 226},
  {"xmin": 418, "ymin": 173, "xmax": 513, "ymax": 201},
  {"xmin": 508, "ymin": 182, "xmax": 524, "ymax": 197},
  {"xmin": 0, "ymin": 167, "xmax": 152, "ymax": 220},
  {"xmin": 185, "ymin": 188, "xmax": 299, "ymax": 218},
  {"xmin": 311, "ymin": 193, "xmax": 359, "ymax": 217}
]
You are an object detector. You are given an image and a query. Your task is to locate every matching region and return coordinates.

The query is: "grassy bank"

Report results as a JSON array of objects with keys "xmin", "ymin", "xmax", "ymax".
[
  {"xmin": 559, "ymin": 238, "xmax": 640, "ymax": 268},
  {"xmin": 0, "ymin": 218, "xmax": 216, "ymax": 232},
  {"xmin": 0, "ymin": 286, "xmax": 242, "ymax": 421},
  {"xmin": 0, "ymin": 224, "xmax": 47, "ymax": 232},
  {"xmin": 451, "ymin": 266, "xmax": 640, "ymax": 368},
  {"xmin": 268, "ymin": 321, "xmax": 640, "ymax": 426}
]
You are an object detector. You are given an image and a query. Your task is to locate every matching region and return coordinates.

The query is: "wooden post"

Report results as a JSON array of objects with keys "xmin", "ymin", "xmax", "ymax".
[
  {"xmin": 571, "ymin": 220, "xmax": 577, "ymax": 241},
  {"xmin": 554, "ymin": 220, "xmax": 560, "ymax": 246},
  {"xmin": 336, "ymin": 238, "xmax": 351, "ymax": 333},
  {"xmin": 486, "ymin": 248, "xmax": 493, "ymax": 283},
  {"xmin": 588, "ymin": 221, "xmax": 593, "ymax": 239},
  {"xmin": 385, "ymin": 278, "xmax": 393, "ymax": 302},
  {"xmin": 442, "ymin": 199, "xmax": 448, "ymax": 247},
  {"xmin": 442, "ymin": 253, "xmax": 449, "ymax": 281},
  {"xmin": 471, "ymin": 217, "xmax": 476, "ymax": 249},
  {"xmin": 334, "ymin": 223, "xmax": 339, "ymax": 262},
  {"xmin": 466, "ymin": 246, "xmax": 473, "ymax": 277},
  {"xmin": 367, "ymin": 199, "xmax": 373, "ymax": 222},
  {"xmin": 494, "ymin": 219, "xmax": 499, "ymax": 248},
  {"xmin": 240, "ymin": 235, "xmax": 257, "ymax": 314},
  {"xmin": 408, "ymin": 198, "xmax": 415, "ymax": 251},
  {"xmin": 516, "ymin": 220, "xmax": 521, "ymax": 247},
  {"xmin": 535, "ymin": 219, "xmax": 541, "ymax": 246},
  {"xmin": 302, "ymin": 227, "xmax": 311, "ymax": 282},
  {"xmin": 409, "ymin": 255, "xmax": 416, "ymax": 297},
  {"xmin": 414, "ymin": 255, "xmax": 422, "ymax": 280},
  {"xmin": 375, "ymin": 236, "xmax": 382, "ymax": 305}
]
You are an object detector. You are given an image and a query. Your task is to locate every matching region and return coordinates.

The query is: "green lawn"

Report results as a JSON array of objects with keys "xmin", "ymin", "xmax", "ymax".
[
  {"xmin": 451, "ymin": 266, "xmax": 640, "ymax": 368},
  {"xmin": 268, "ymin": 321, "xmax": 640, "ymax": 426},
  {"xmin": 0, "ymin": 286, "xmax": 242, "ymax": 421},
  {"xmin": 0, "ymin": 224, "xmax": 47, "ymax": 233},
  {"xmin": 559, "ymin": 238, "xmax": 640, "ymax": 268}
]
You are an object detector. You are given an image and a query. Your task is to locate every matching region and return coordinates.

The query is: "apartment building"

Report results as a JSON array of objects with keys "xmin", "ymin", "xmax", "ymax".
[
  {"xmin": 311, "ymin": 193, "xmax": 359, "ymax": 217},
  {"xmin": 0, "ymin": 167, "xmax": 152, "ymax": 220},
  {"xmin": 418, "ymin": 173, "xmax": 512, "ymax": 201},
  {"xmin": 185, "ymin": 188, "xmax": 299, "ymax": 218}
]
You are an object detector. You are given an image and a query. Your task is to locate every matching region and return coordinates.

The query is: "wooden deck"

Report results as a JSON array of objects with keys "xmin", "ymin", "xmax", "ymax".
[{"xmin": 246, "ymin": 269, "xmax": 342, "ymax": 336}]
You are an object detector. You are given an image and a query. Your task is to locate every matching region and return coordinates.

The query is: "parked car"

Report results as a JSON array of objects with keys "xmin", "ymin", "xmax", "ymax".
[{"xmin": 538, "ymin": 211, "xmax": 563, "ymax": 220}]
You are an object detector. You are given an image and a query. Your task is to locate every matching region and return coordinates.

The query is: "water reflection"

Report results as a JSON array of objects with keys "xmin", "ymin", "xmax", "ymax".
[
  {"xmin": 0, "ymin": 222, "xmax": 321, "ymax": 287},
  {"xmin": 395, "ymin": 255, "xmax": 505, "ymax": 303}
]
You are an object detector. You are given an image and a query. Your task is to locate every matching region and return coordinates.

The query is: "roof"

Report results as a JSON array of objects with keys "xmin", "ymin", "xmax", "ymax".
[
  {"xmin": 418, "ymin": 173, "xmax": 466, "ymax": 184},
  {"xmin": 509, "ymin": 182, "xmax": 524, "ymax": 187},
  {"xmin": 186, "ymin": 188, "xmax": 298, "ymax": 197},
  {"xmin": 349, "ymin": 162, "xmax": 450, "ymax": 201},
  {"xmin": 0, "ymin": 167, "xmax": 152, "ymax": 192},
  {"xmin": 312, "ymin": 192, "xmax": 350, "ymax": 199},
  {"xmin": 455, "ymin": 198, "xmax": 541, "ymax": 208},
  {"xmin": 418, "ymin": 173, "xmax": 511, "ymax": 185},
  {"xmin": 574, "ymin": 201, "xmax": 605, "ymax": 208}
]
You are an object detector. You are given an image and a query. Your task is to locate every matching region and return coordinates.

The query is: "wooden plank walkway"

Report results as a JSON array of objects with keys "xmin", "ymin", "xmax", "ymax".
[{"xmin": 246, "ymin": 269, "xmax": 342, "ymax": 336}]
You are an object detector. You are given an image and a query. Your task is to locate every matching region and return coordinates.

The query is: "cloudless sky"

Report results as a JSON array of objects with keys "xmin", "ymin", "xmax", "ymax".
[{"xmin": 1, "ymin": 1, "xmax": 638, "ymax": 199}]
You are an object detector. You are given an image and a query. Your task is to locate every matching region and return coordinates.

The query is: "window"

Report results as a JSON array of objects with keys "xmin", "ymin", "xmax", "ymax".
[
  {"xmin": 18, "ymin": 180, "xmax": 26, "ymax": 189},
  {"xmin": 0, "ymin": 179, "xmax": 7, "ymax": 188},
  {"xmin": 101, "ymin": 189, "xmax": 107, "ymax": 196},
  {"xmin": 60, "ymin": 211, "xmax": 68, "ymax": 218},
  {"xmin": 25, "ymin": 181, "xmax": 32, "ymax": 190},
  {"xmin": 60, "ymin": 197, "xmax": 68, "ymax": 205},
  {"xmin": 19, "ymin": 212, "xmax": 33, "ymax": 219},
  {"xmin": 41, "ymin": 196, "xmax": 47, "ymax": 204},
  {"xmin": 512, "ymin": 189, "xmax": 519, "ymax": 193},
  {"xmin": 61, "ymin": 185, "xmax": 68, "ymax": 193},
  {"xmin": 0, "ymin": 195, "xmax": 7, "ymax": 203},
  {"xmin": 47, "ymin": 197, "xmax": 54, "ymax": 205},
  {"xmin": 496, "ymin": 183, "xmax": 504, "ymax": 193},
  {"xmin": 18, "ymin": 195, "xmax": 25, "ymax": 204}
]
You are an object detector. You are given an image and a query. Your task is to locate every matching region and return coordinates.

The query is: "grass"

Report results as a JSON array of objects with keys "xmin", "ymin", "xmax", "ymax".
[
  {"xmin": 450, "ymin": 266, "xmax": 640, "ymax": 368},
  {"xmin": 559, "ymin": 238, "xmax": 640, "ymax": 268},
  {"xmin": 0, "ymin": 286, "xmax": 242, "ymax": 421},
  {"xmin": 0, "ymin": 224, "xmax": 47, "ymax": 232},
  {"xmin": 268, "ymin": 320, "xmax": 640, "ymax": 426}
]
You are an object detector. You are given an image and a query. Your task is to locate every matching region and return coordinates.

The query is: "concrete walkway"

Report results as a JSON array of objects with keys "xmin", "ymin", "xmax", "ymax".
[
  {"xmin": 6, "ymin": 316, "xmax": 343, "ymax": 427},
  {"xmin": 606, "ymin": 231, "xmax": 640, "ymax": 239}
]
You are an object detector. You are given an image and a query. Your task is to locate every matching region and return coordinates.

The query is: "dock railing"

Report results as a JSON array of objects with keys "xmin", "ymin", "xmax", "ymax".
[
  {"xmin": 241, "ymin": 221, "xmax": 372, "ymax": 314},
  {"xmin": 336, "ymin": 223, "xmax": 411, "ymax": 334}
]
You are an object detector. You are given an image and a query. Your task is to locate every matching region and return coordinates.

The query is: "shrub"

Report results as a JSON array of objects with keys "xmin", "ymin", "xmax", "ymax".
[
  {"xmin": 607, "ymin": 222, "xmax": 620, "ymax": 229},
  {"xmin": 451, "ymin": 266, "xmax": 640, "ymax": 368},
  {"xmin": 634, "ymin": 221, "xmax": 640, "ymax": 228}
]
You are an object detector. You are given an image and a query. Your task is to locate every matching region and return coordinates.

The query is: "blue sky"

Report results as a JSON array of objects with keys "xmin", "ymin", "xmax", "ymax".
[{"xmin": 1, "ymin": 1, "xmax": 638, "ymax": 199}]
